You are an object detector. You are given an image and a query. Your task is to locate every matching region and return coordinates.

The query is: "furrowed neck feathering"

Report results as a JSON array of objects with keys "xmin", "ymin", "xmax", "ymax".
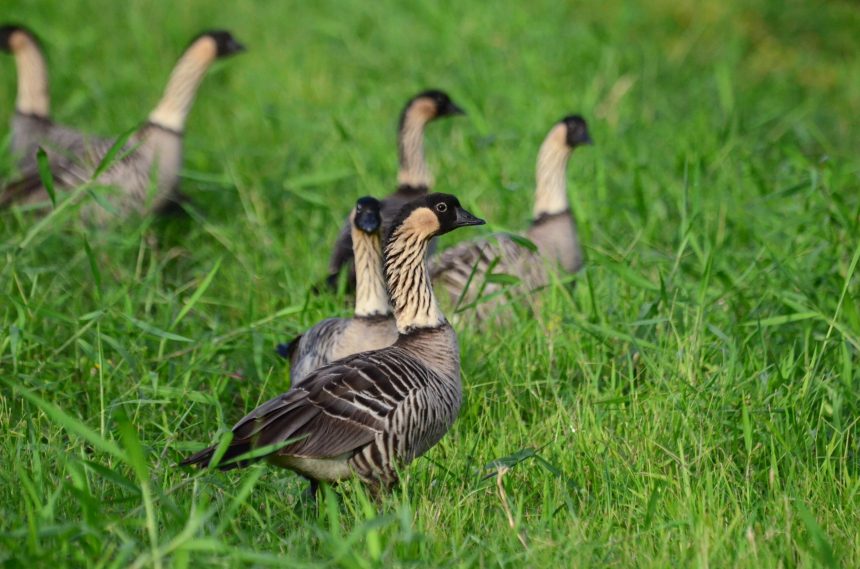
[
  {"xmin": 532, "ymin": 123, "xmax": 573, "ymax": 218},
  {"xmin": 384, "ymin": 211, "xmax": 445, "ymax": 333},
  {"xmin": 353, "ymin": 227, "xmax": 392, "ymax": 318},
  {"xmin": 11, "ymin": 31, "xmax": 49, "ymax": 117},
  {"xmin": 148, "ymin": 37, "xmax": 217, "ymax": 132},
  {"xmin": 396, "ymin": 100, "xmax": 435, "ymax": 189}
]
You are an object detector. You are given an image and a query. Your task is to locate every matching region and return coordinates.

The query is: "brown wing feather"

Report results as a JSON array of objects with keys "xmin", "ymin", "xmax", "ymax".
[{"xmin": 182, "ymin": 355, "xmax": 402, "ymax": 469}]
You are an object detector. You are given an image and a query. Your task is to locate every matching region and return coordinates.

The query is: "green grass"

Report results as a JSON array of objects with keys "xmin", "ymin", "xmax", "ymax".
[{"xmin": 1, "ymin": 0, "xmax": 859, "ymax": 566}]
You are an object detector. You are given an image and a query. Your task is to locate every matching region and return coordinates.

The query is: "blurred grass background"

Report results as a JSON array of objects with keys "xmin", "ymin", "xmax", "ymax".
[{"xmin": 1, "ymin": 0, "xmax": 858, "ymax": 567}]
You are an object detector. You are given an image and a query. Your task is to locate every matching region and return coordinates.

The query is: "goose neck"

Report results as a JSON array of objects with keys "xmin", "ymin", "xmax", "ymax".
[
  {"xmin": 11, "ymin": 33, "xmax": 49, "ymax": 117},
  {"xmin": 396, "ymin": 104, "xmax": 434, "ymax": 189},
  {"xmin": 148, "ymin": 39, "xmax": 217, "ymax": 133},
  {"xmin": 532, "ymin": 127, "xmax": 572, "ymax": 218},
  {"xmin": 353, "ymin": 229, "xmax": 392, "ymax": 318},
  {"xmin": 384, "ymin": 223, "xmax": 445, "ymax": 333}
]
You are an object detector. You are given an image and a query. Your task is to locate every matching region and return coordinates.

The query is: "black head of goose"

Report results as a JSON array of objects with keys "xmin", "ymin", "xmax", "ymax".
[
  {"xmin": 277, "ymin": 196, "xmax": 398, "ymax": 384},
  {"xmin": 0, "ymin": 29, "xmax": 245, "ymax": 222},
  {"xmin": 325, "ymin": 89, "xmax": 466, "ymax": 291},
  {"xmin": 429, "ymin": 115, "xmax": 593, "ymax": 317},
  {"xmin": 182, "ymin": 194, "xmax": 485, "ymax": 493}
]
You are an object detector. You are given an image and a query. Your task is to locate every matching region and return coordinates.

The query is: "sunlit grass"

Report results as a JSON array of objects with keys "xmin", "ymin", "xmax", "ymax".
[{"xmin": 1, "ymin": 0, "xmax": 858, "ymax": 566}]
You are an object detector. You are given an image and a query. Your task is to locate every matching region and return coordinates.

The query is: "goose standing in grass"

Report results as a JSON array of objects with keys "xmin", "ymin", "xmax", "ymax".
[
  {"xmin": 0, "ymin": 30, "xmax": 244, "ymax": 221},
  {"xmin": 0, "ymin": 24, "xmax": 86, "ymax": 170},
  {"xmin": 325, "ymin": 89, "xmax": 465, "ymax": 289},
  {"xmin": 182, "ymin": 194, "xmax": 485, "ymax": 494},
  {"xmin": 430, "ymin": 115, "xmax": 592, "ymax": 316},
  {"xmin": 278, "ymin": 196, "xmax": 398, "ymax": 384}
]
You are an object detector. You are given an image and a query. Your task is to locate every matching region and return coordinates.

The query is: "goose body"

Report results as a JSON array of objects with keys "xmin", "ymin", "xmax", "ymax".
[
  {"xmin": 0, "ymin": 30, "xmax": 244, "ymax": 221},
  {"xmin": 182, "ymin": 194, "xmax": 485, "ymax": 492},
  {"xmin": 429, "ymin": 116, "xmax": 592, "ymax": 316},
  {"xmin": 325, "ymin": 90, "xmax": 464, "ymax": 289},
  {"xmin": 280, "ymin": 197, "xmax": 398, "ymax": 384},
  {"xmin": 1, "ymin": 24, "xmax": 87, "ymax": 170}
]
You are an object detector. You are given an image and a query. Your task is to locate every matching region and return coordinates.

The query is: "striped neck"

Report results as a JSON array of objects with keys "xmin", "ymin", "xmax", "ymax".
[
  {"xmin": 148, "ymin": 37, "xmax": 217, "ymax": 133},
  {"xmin": 396, "ymin": 99, "xmax": 436, "ymax": 189},
  {"xmin": 532, "ymin": 123, "xmax": 573, "ymax": 218},
  {"xmin": 353, "ymin": 228, "xmax": 392, "ymax": 318},
  {"xmin": 11, "ymin": 32, "xmax": 49, "ymax": 117},
  {"xmin": 384, "ymin": 213, "xmax": 445, "ymax": 333}
]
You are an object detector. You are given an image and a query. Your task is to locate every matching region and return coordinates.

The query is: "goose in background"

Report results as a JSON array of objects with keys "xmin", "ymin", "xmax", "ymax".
[
  {"xmin": 0, "ymin": 30, "xmax": 245, "ymax": 222},
  {"xmin": 278, "ymin": 196, "xmax": 398, "ymax": 384},
  {"xmin": 429, "ymin": 115, "xmax": 592, "ymax": 317},
  {"xmin": 325, "ymin": 89, "xmax": 465, "ymax": 289},
  {"xmin": 0, "ymin": 24, "xmax": 86, "ymax": 170},
  {"xmin": 182, "ymin": 194, "xmax": 485, "ymax": 494}
]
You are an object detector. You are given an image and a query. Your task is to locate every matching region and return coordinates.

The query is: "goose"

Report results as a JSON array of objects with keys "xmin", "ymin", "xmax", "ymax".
[
  {"xmin": 325, "ymin": 89, "xmax": 465, "ymax": 289},
  {"xmin": 181, "ymin": 193, "xmax": 485, "ymax": 494},
  {"xmin": 0, "ymin": 30, "xmax": 245, "ymax": 221},
  {"xmin": 277, "ymin": 196, "xmax": 398, "ymax": 384},
  {"xmin": 0, "ymin": 24, "xmax": 86, "ymax": 170},
  {"xmin": 429, "ymin": 115, "xmax": 592, "ymax": 316}
]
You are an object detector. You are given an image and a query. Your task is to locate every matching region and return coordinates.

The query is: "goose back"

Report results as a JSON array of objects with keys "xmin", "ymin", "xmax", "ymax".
[
  {"xmin": 430, "ymin": 232, "xmax": 550, "ymax": 316},
  {"xmin": 0, "ymin": 123, "xmax": 183, "ymax": 221},
  {"xmin": 286, "ymin": 315, "xmax": 398, "ymax": 385}
]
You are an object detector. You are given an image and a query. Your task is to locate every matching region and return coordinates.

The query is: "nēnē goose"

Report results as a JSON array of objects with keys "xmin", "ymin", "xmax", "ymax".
[
  {"xmin": 325, "ymin": 89, "xmax": 465, "ymax": 289},
  {"xmin": 429, "ymin": 115, "xmax": 592, "ymax": 317},
  {"xmin": 278, "ymin": 196, "xmax": 398, "ymax": 384},
  {"xmin": 0, "ymin": 30, "xmax": 244, "ymax": 221},
  {"xmin": 182, "ymin": 193, "xmax": 485, "ymax": 494},
  {"xmin": 0, "ymin": 24, "xmax": 87, "ymax": 170}
]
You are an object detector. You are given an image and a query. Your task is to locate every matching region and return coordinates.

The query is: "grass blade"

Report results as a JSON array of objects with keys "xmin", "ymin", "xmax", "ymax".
[
  {"xmin": 83, "ymin": 236, "xmax": 102, "ymax": 300},
  {"xmin": 172, "ymin": 258, "xmax": 222, "ymax": 328},
  {"xmin": 3, "ymin": 377, "xmax": 122, "ymax": 459},
  {"xmin": 92, "ymin": 125, "xmax": 138, "ymax": 180},
  {"xmin": 35, "ymin": 147, "xmax": 56, "ymax": 207},
  {"xmin": 124, "ymin": 314, "xmax": 194, "ymax": 343}
]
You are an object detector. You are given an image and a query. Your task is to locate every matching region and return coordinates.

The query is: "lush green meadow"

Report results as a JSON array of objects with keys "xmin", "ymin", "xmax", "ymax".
[{"xmin": 1, "ymin": 0, "xmax": 858, "ymax": 566}]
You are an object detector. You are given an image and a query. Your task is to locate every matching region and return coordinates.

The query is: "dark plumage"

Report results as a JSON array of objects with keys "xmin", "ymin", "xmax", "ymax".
[
  {"xmin": 182, "ymin": 194, "xmax": 485, "ymax": 493},
  {"xmin": 325, "ymin": 89, "xmax": 465, "ymax": 290}
]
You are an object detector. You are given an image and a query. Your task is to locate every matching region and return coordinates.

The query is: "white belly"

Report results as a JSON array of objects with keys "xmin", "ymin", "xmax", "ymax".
[{"xmin": 268, "ymin": 454, "xmax": 354, "ymax": 482}]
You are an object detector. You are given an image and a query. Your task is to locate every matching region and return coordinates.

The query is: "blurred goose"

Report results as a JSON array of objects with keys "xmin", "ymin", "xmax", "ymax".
[
  {"xmin": 429, "ymin": 115, "xmax": 592, "ymax": 316},
  {"xmin": 325, "ymin": 89, "xmax": 464, "ymax": 289},
  {"xmin": 0, "ymin": 24, "xmax": 86, "ymax": 170},
  {"xmin": 182, "ymin": 194, "xmax": 485, "ymax": 494},
  {"xmin": 0, "ymin": 30, "xmax": 245, "ymax": 221},
  {"xmin": 278, "ymin": 196, "xmax": 398, "ymax": 384}
]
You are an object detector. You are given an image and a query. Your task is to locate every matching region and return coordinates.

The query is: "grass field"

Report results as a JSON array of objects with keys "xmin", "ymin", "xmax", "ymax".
[{"xmin": 1, "ymin": 0, "xmax": 859, "ymax": 566}]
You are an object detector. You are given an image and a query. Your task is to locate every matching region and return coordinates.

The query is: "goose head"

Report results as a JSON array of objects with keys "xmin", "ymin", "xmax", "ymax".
[
  {"xmin": 189, "ymin": 30, "xmax": 246, "ymax": 59},
  {"xmin": 561, "ymin": 115, "xmax": 592, "ymax": 147},
  {"xmin": 390, "ymin": 193, "xmax": 484, "ymax": 243},
  {"xmin": 353, "ymin": 196, "xmax": 383, "ymax": 234},
  {"xmin": 0, "ymin": 24, "xmax": 38, "ymax": 53},
  {"xmin": 401, "ymin": 89, "xmax": 465, "ymax": 126}
]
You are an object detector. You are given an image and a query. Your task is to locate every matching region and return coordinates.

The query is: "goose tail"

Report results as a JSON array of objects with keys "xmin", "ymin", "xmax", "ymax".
[
  {"xmin": 179, "ymin": 440, "xmax": 255, "ymax": 471},
  {"xmin": 0, "ymin": 171, "xmax": 44, "ymax": 208},
  {"xmin": 276, "ymin": 335, "xmax": 302, "ymax": 360}
]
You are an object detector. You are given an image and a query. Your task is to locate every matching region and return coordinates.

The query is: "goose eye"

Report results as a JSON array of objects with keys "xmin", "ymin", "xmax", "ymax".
[{"xmin": 435, "ymin": 203, "xmax": 448, "ymax": 213}]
